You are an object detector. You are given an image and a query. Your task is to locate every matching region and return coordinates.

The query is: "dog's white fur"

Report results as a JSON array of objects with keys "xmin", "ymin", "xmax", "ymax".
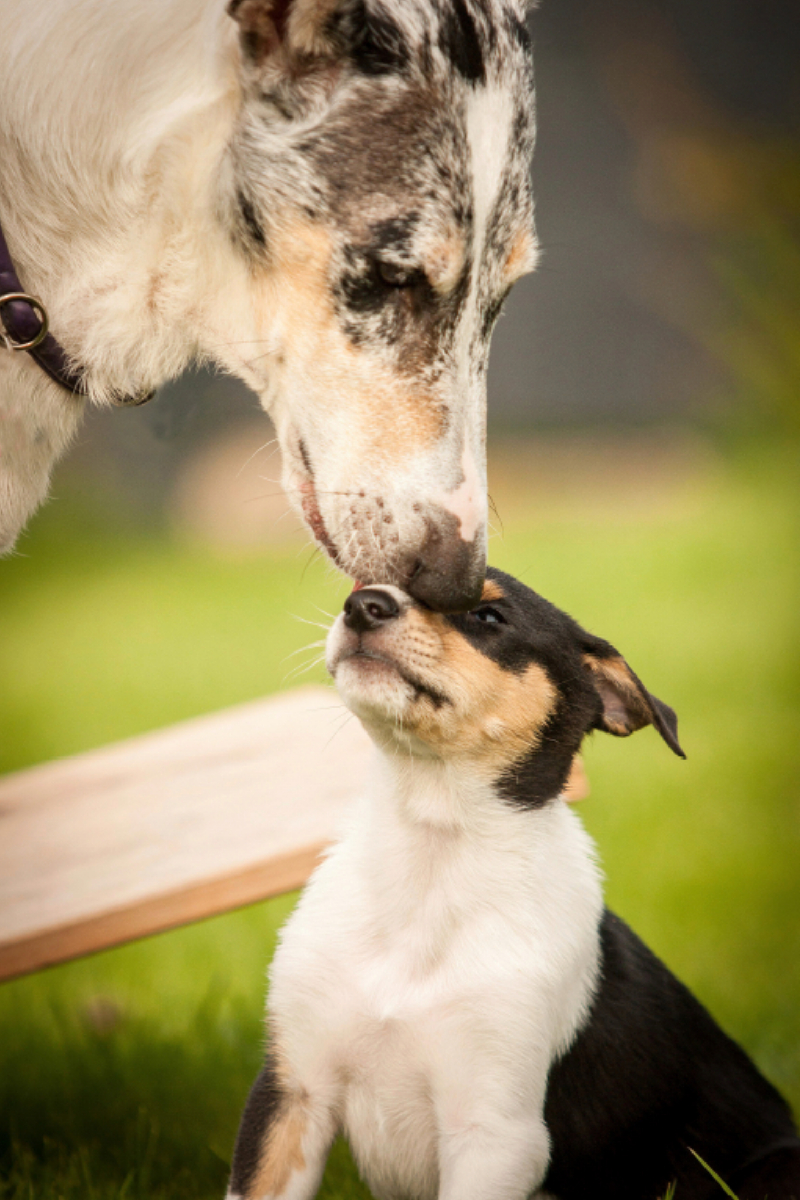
[
  {"xmin": 0, "ymin": 0, "xmax": 245, "ymax": 546},
  {"xmin": 0, "ymin": 0, "xmax": 535, "ymax": 599},
  {"xmin": 263, "ymin": 756, "xmax": 602, "ymax": 1200}
]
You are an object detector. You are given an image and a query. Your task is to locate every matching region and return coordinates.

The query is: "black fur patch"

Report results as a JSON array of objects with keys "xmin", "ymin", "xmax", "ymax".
[
  {"xmin": 496, "ymin": 702, "xmax": 596, "ymax": 809},
  {"xmin": 332, "ymin": 202, "xmax": 470, "ymax": 371},
  {"xmin": 337, "ymin": 247, "xmax": 390, "ymax": 318},
  {"xmin": 479, "ymin": 285, "xmax": 510, "ymax": 342},
  {"xmin": 542, "ymin": 910, "xmax": 800, "ymax": 1199},
  {"xmin": 228, "ymin": 1051, "xmax": 283, "ymax": 1196},
  {"xmin": 237, "ymin": 189, "xmax": 266, "ymax": 247},
  {"xmin": 347, "ymin": 2, "xmax": 411, "ymax": 76},
  {"xmin": 369, "ymin": 212, "xmax": 419, "ymax": 256},
  {"xmin": 505, "ymin": 8, "xmax": 531, "ymax": 53},
  {"xmin": 438, "ymin": 0, "xmax": 486, "ymax": 84}
]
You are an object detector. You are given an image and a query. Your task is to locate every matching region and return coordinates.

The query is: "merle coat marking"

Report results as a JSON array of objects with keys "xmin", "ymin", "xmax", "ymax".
[{"xmin": 0, "ymin": 0, "xmax": 535, "ymax": 609}]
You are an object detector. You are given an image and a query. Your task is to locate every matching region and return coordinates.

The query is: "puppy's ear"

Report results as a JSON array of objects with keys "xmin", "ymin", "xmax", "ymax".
[
  {"xmin": 581, "ymin": 638, "xmax": 685, "ymax": 758},
  {"xmin": 228, "ymin": 0, "xmax": 344, "ymax": 70}
]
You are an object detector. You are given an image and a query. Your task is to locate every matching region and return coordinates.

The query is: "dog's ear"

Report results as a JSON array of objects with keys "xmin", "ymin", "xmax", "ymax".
[
  {"xmin": 581, "ymin": 637, "xmax": 685, "ymax": 758},
  {"xmin": 228, "ymin": 0, "xmax": 348, "ymax": 69}
]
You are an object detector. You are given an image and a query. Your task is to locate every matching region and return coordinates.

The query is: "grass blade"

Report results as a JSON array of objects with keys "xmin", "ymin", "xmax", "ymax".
[{"xmin": 689, "ymin": 1149, "xmax": 740, "ymax": 1198}]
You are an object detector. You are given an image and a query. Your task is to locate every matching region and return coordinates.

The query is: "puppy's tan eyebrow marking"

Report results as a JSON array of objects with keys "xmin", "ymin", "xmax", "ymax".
[{"xmin": 481, "ymin": 580, "xmax": 505, "ymax": 602}]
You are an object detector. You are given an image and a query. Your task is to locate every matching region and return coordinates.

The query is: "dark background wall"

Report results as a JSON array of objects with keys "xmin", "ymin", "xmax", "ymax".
[{"xmin": 491, "ymin": 0, "xmax": 800, "ymax": 426}]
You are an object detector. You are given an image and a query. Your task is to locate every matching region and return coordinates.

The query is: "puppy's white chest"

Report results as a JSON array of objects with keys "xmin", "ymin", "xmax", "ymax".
[{"xmin": 269, "ymin": 789, "xmax": 602, "ymax": 1200}]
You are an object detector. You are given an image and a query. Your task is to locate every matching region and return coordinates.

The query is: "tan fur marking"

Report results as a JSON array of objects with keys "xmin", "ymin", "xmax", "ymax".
[
  {"xmin": 250, "ymin": 1106, "xmax": 307, "ymax": 1198},
  {"xmin": 504, "ymin": 229, "xmax": 538, "ymax": 282},
  {"xmin": 480, "ymin": 580, "xmax": 505, "ymax": 603},
  {"xmin": 427, "ymin": 233, "xmax": 467, "ymax": 294},
  {"xmin": 582, "ymin": 653, "xmax": 651, "ymax": 735},
  {"xmin": 265, "ymin": 218, "xmax": 447, "ymax": 454},
  {"xmin": 288, "ymin": 0, "xmax": 341, "ymax": 55},
  {"xmin": 563, "ymin": 756, "xmax": 590, "ymax": 803},
  {"xmin": 370, "ymin": 608, "xmax": 557, "ymax": 773},
  {"xmin": 248, "ymin": 1050, "xmax": 308, "ymax": 1199}
]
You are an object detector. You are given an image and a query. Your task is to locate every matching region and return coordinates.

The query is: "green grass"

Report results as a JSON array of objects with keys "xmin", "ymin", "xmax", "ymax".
[{"xmin": 1, "ymin": 433, "xmax": 798, "ymax": 1198}]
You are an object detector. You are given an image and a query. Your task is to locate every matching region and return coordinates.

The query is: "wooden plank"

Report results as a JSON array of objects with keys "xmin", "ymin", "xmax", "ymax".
[{"xmin": 0, "ymin": 686, "xmax": 372, "ymax": 982}]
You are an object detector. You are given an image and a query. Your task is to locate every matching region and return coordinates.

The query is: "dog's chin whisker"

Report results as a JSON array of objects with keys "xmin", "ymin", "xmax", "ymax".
[{"xmin": 235, "ymin": 439, "xmax": 280, "ymax": 480}]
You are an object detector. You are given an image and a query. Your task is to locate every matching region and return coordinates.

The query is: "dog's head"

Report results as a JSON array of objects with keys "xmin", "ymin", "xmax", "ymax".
[
  {"xmin": 326, "ymin": 567, "xmax": 685, "ymax": 803},
  {"xmin": 222, "ymin": 0, "xmax": 535, "ymax": 610}
]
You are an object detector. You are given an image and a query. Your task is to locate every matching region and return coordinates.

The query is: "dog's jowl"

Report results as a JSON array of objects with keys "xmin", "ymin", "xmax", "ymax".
[
  {"xmin": 229, "ymin": 568, "xmax": 800, "ymax": 1200},
  {"xmin": 0, "ymin": 0, "xmax": 535, "ymax": 609}
]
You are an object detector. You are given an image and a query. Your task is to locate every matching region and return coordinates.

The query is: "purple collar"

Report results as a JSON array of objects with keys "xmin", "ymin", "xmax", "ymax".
[{"xmin": 0, "ymin": 215, "xmax": 153, "ymax": 406}]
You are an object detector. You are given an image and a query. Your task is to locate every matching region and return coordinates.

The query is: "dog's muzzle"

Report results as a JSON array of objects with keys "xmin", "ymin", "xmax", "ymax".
[
  {"xmin": 290, "ymin": 436, "xmax": 486, "ymax": 612},
  {"xmin": 402, "ymin": 511, "xmax": 483, "ymax": 612}
]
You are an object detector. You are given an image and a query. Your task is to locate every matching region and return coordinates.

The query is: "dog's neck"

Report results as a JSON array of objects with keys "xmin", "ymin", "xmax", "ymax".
[
  {"xmin": 358, "ymin": 707, "xmax": 576, "ymax": 827},
  {"xmin": 370, "ymin": 747, "xmax": 511, "ymax": 833},
  {"xmin": 0, "ymin": 0, "xmax": 288, "ymax": 550},
  {"xmin": 0, "ymin": 0, "xmax": 263, "ymax": 402},
  {"xmin": 347, "ymin": 741, "xmax": 603, "ymax": 983},
  {"xmin": 361, "ymin": 736, "xmax": 575, "ymax": 844}
]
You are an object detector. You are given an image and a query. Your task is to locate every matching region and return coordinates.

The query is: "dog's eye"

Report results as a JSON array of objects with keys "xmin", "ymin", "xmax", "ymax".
[
  {"xmin": 470, "ymin": 606, "xmax": 506, "ymax": 626},
  {"xmin": 375, "ymin": 259, "xmax": 424, "ymax": 289}
]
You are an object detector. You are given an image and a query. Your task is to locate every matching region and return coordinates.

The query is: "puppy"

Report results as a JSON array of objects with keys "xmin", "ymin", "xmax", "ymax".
[{"xmin": 228, "ymin": 568, "xmax": 800, "ymax": 1200}]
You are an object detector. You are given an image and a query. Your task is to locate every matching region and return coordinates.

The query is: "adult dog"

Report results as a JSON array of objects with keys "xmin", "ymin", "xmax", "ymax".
[{"xmin": 0, "ymin": 0, "xmax": 536, "ymax": 609}]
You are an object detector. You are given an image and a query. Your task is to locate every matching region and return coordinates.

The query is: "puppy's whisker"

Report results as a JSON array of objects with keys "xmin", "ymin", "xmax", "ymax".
[
  {"xmin": 290, "ymin": 614, "xmax": 331, "ymax": 632},
  {"xmin": 283, "ymin": 654, "xmax": 328, "ymax": 685},
  {"xmin": 282, "ymin": 639, "xmax": 326, "ymax": 662},
  {"xmin": 320, "ymin": 710, "xmax": 357, "ymax": 754}
]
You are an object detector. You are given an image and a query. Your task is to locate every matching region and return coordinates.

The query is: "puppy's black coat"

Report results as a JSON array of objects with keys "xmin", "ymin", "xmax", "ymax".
[{"xmin": 544, "ymin": 911, "xmax": 800, "ymax": 1199}]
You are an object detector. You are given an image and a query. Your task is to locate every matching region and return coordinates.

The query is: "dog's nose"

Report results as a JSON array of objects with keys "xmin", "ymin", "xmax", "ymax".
[
  {"xmin": 343, "ymin": 588, "xmax": 400, "ymax": 634},
  {"xmin": 407, "ymin": 522, "xmax": 485, "ymax": 613}
]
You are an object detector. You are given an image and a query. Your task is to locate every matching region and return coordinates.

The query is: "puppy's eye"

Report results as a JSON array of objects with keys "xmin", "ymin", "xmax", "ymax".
[{"xmin": 470, "ymin": 606, "xmax": 506, "ymax": 626}]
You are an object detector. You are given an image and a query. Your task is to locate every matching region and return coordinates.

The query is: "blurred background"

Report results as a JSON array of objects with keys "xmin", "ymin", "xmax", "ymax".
[{"xmin": 1, "ymin": 1, "xmax": 798, "ymax": 1197}]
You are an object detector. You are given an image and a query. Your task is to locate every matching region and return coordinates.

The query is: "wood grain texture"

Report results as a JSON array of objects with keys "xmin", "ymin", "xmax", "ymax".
[{"xmin": 0, "ymin": 686, "xmax": 371, "ymax": 981}]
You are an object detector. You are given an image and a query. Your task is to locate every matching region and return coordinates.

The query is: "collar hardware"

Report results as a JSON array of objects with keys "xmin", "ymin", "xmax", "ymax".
[
  {"xmin": 0, "ymin": 291, "xmax": 49, "ymax": 352},
  {"xmin": 0, "ymin": 216, "xmax": 155, "ymax": 407}
]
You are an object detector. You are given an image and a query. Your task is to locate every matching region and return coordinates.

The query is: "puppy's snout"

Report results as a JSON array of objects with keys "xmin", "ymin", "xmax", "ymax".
[{"xmin": 343, "ymin": 588, "xmax": 400, "ymax": 634}]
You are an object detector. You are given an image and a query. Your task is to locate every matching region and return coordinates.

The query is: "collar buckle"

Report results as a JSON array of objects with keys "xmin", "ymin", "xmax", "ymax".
[{"xmin": 0, "ymin": 291, "xmax": 49, "ymax": 352}]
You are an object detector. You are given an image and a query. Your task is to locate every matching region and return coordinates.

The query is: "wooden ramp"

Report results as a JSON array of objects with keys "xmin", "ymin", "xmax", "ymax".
[{"xmin": 0, "ymin": 686, "xmax": 371, "ymax": 983}]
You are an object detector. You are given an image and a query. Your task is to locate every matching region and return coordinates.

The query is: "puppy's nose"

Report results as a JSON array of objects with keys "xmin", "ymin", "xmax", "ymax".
[{"xmin": 343, "ymin": 588, "xmax": 400, "ymax": 634}]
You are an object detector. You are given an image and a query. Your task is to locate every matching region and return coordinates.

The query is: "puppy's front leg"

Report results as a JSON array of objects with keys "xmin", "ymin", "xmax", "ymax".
[
  {"xmin": 437, "ymin": 1115, "xmax": 550, "ymax": 1200},
  {"xmin": 226, "ymin": 1051, "xmax": 335, "ymax": 1200}
]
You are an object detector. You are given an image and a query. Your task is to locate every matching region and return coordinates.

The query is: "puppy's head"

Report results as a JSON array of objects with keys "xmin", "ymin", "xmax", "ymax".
[{"xmin": 326, "ymin": 567, "xmax": 685, "ymax": 803}]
